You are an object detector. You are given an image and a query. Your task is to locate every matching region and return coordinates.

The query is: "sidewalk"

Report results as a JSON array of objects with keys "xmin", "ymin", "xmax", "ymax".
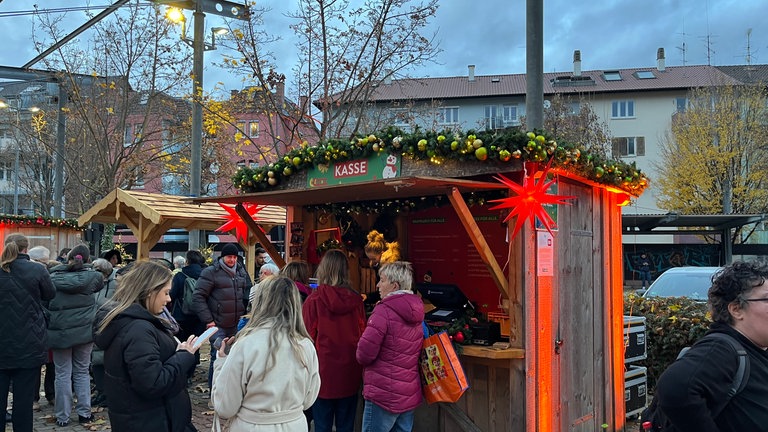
[{"xmin": 8, "ymin": 347, "xmax": 217, "ymax": 432}]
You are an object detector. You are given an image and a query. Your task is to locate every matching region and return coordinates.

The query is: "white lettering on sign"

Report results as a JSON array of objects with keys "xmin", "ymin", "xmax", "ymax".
[{"xmin": 334, "ymin": 160, "xmax": 368, "ymax": 178}]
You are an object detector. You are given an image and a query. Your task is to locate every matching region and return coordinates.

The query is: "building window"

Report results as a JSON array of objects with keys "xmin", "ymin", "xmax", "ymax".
[
  {"xmin": 0, "ymin": 161, "xmax": 6, "ymax": 180},
  {"xmin": 235, "ymin": 121, "xmax": 246, "ymax": 140},
  {"xmin": 612, "ymin": 136, "xmax": 645, "ymax": 157},
  {"xmin": 675, "ymin": 97, "xmax": 688, "ymax": 113},
  {"xmin": 389, "ymin": 108, "xmax": 411, "ymax": 127},
  {"xmin": 611, "ymin": 100, "xmax": 635, "ymax": 118},
  {"xmin": 124, "ymin": 124, "xmax": 132, "ymax": 147},
  {"xmin": 502, "ymin": 104, "xmax": 519, "ymax": 126},
  {"xmin": 249, "ymin": 121, "xmax": 259, "ymax": 138},
  {"xmin": 603, "ymin": 70, "xmax": 622, "ymax": 81},
  {"xmin": 437, "ymin": 107, "xmax": 459, "ymax": 125},
  {"xmin": 634, "ymin": 70, "xmax": 656, "ymax": 79},
  {"xmin": 484, "ymin": 105, "xmax": 501, "ymax": 130}
]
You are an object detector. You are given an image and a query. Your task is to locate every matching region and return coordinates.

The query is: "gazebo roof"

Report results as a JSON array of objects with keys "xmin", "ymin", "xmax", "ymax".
[{"xmin": 78, "ymin": 189, "xmax": 286, "ymax": 260}]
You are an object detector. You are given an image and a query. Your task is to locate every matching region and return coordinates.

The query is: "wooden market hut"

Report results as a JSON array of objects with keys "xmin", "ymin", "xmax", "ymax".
[
  {"xmin": 194, "ymin": 134, "xmax": 645, "ymax": 432},
  {"xmin": 0, "ymin": 215, "xmax": 83, "ymax": 258},
  {"xmin": 77, "ymin": 189, "xmax": 287, "ymax": 275}
]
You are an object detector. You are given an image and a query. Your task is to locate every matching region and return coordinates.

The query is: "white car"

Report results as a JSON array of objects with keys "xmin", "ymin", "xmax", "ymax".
[{"xmin": 641, "ymin": 266, "xmax": 722, "ymax": 301}]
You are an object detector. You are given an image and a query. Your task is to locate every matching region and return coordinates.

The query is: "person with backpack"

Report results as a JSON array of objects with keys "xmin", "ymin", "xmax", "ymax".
[
  {"xmin": 647, "ymin": 260, "xmax": 768, "ymax": 431},
  {"xmin": 170, "ymin": 250, "xmax": 207, "ymax": 379}
]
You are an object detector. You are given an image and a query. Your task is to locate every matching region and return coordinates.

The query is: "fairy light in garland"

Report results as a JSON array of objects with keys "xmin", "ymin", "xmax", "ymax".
[
  {"xmin": 489, "ymin": 161, "xmax": 576, "ymax": 238},
  {"xmin": 216, "ymin": 203, "xmax": 266, "ymax": 242},
  {"xmin": 0, "ymin": 215, "xmax": 81, "ymax": 229}
]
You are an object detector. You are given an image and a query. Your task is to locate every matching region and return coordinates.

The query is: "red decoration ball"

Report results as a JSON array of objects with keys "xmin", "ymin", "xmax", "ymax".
[{"xmin": 454, "ymin": 332, "xmax": 466, "ymax": 343}]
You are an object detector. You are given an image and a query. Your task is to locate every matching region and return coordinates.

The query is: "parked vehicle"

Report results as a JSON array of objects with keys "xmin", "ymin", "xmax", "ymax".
[{"xmin": 641, "ymin": 266, "xmax": 722, "ymax": 301}]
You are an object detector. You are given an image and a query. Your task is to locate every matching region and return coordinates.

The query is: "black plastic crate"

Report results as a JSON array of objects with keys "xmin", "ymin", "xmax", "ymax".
[
  {"xmin": 625, "ymin": 365, "xmax": 647, "ymax": 418},
  {"xmin": 623, "ymin": 315, "xmax": 647, "ymax": 363}
]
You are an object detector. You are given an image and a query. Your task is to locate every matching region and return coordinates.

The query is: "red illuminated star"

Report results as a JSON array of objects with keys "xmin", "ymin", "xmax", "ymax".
[
  {"xmin": 489, "ymin": 162, "xmax": 575, "ymax": 238},
  {"xmin": 216, "ymin": 203, "xmax": 265, "ymax": 242}
]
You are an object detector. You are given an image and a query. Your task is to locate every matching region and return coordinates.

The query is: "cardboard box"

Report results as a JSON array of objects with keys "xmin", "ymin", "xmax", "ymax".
[
  {"xmin": 624, "ymin": 365, "xmax": 648, "ymax": 418},
  {"xmin": 623, "ymin": 315, "xmax": 647, "ymax": 363}
]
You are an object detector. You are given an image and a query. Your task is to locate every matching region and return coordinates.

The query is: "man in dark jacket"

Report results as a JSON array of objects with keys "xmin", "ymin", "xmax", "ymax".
[
  {"xmin": 192, "ymin": 243, "xmax": 252, "ymax": 388},
  {"xmin": 0, "ymin": 233, "xmax": 56, "ymax": 432},
  {"xmin": 170, "ymin": 250, "xmax": 207, "ymax": 379}
]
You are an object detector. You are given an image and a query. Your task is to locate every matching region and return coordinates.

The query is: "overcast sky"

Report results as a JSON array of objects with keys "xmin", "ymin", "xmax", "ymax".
[{"xmin": 1, "ymin": 0, "xmax": 767, "ymax": 94}]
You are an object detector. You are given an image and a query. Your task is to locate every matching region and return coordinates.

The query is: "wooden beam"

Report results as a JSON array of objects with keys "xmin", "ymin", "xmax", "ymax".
[
  {"xmin": 234, "ymin": 203, "xmax": 285, "ymax": 268},
  {"xmin": 447, "ymin": 187, "xmax": 508, "ymax": 298}
]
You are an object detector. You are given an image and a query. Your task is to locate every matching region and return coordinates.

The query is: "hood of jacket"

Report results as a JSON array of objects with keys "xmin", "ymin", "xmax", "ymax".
[
  {"xmin": 50, "ymin": 265, "xmax": 101, "ymax": 295},
  {"xmin": 94, "ymin": 303, "xmax": 163, "ymax": 351},
  {"xmin": 315, "ymin": 283, "xmax": 363, "ymax": 315},
  {"xmin": 379, "ymin": 292, "xmax": 424, "ymax": 325},
  {"xmin": 181, "ymin": 263, "xmax": 204, "ymax": 279}
]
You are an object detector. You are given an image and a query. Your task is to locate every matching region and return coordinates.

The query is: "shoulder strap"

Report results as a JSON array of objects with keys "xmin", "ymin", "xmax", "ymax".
[{"xmin": 699, "ymin": 332, "xmax": 750, "ymax": 397}]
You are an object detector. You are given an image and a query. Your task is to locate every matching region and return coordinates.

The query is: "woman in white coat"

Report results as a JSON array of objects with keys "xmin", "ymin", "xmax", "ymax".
[{"xmin": 212, "ymin": 276, "xmax": 320, "ymax": 432}]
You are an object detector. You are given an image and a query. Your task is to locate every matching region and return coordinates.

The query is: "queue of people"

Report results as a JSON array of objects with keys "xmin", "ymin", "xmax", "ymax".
[{"xmin": 2, "ymin": 235, "xmax": 429, "ymax": 432}]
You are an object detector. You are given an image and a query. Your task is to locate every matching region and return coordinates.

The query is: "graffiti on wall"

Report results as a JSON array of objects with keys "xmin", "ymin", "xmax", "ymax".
[{"xmin": 624, "ymin": 244, "xmax": 721, "ymax": 281}]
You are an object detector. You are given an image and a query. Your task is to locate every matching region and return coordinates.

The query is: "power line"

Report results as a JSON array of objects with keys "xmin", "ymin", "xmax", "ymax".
[{"xmin": 0, "ymin": 3, "xmax": 154, "ymax": 18}]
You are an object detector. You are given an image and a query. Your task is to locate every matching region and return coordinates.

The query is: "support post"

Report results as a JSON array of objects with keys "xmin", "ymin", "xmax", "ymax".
[{"xmin": 189, "ymin": 2, "xmax": 205, "ymax": 250}]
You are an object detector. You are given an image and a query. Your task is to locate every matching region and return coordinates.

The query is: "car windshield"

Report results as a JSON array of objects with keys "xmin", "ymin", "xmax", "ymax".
[{"xmin": 644, "ymin": 271, "xmax": 715, "ymax": 300}]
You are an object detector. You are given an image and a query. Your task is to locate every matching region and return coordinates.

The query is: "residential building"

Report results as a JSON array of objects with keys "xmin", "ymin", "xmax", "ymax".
[{"xmin": 320, "ymin": 49, "xmax": 767, "ymax": 223}]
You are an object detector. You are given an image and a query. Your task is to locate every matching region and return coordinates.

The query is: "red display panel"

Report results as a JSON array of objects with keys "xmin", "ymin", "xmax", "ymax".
[{"xmin": 407, "ymin": 205, "xmax": 508, "ymax": 314}]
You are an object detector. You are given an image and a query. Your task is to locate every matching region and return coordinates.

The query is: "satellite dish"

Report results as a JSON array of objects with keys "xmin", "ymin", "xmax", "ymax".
[{"xmin": 543, "ymin": 100, "xmax": 551, "ymax": 109}]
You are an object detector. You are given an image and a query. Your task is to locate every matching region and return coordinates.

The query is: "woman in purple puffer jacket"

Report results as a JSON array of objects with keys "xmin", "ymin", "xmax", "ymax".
[{"xmin": 356, "ymin": 261, "xmax": 424, "ymax": 432}]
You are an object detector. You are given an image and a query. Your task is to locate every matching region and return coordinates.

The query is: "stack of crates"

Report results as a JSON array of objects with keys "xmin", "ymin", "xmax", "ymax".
[{"xmin": 623, "ymin": 315, "xmax": 648, "ymax": 418}]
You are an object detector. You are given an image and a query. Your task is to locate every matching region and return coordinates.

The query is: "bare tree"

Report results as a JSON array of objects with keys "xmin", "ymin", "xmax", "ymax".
[{"xmin": 30, "ymin": 3, "xmax": 193, "ymax": 215}]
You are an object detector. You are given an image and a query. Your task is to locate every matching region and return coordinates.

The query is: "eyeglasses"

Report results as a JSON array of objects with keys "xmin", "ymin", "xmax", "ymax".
[{"xmin": 744, "ymin": 298, "xmax": 768, "ymax": 303}]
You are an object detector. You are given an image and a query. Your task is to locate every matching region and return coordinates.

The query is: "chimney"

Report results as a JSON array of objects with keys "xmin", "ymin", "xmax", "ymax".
[
  {"xmin": 468, "ymin": 64, "xmax": 475, "ymax": 82},
  {"xmin": 299, "ymin": 96, "xmax": 308, "ymax": 114},
  {"xmin": 573, "ymin": 50, "xmax": 582, "ymax": 77},
  {"xmin": 657, "ymin": 48, "xmax": 666, "ymax": 72},
  {"xmin": 230, "ymin": 89, "xmax": 239, "ymax": 99},
  {"xmin": 383, "ymin": 69, "xmax": 393, "ymax": 85},
  {"xmin": 275, "ymin": 81, "xmax": 285, "ymax": 107}
]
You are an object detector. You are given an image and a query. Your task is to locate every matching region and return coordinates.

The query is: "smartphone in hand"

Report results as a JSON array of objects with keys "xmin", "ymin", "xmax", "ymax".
[
  {"xmin": 212, "ymin": 336, "xmax": 232, "ymax": 355},
  {"xmin": 192, "ymin": 326, "xmax": 219, "ymax": 350}
]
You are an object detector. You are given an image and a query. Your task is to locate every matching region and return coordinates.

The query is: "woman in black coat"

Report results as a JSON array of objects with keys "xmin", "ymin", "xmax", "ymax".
[{"xmin": 94, "ymin": 260, "xmax": 201, "ymax": 432}]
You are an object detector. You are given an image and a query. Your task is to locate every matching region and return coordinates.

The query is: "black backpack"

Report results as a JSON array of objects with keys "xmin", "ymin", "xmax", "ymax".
[
  {"xmin": 180, "ymin": 275, "xmax": 198, "ymax": 315},
  {"xmin": 639, "ymin": 332, "xmax": 750, "ymax": 431}
]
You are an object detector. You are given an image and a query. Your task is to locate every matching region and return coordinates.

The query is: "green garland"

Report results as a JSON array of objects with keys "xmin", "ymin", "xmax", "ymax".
[
  {"xmin": 232, "ymin": 127, "xmax": 649, "ymax": 195},
  {"xmin": 0, "ymin": 214, "xmax": 81, "ymax": 230}
]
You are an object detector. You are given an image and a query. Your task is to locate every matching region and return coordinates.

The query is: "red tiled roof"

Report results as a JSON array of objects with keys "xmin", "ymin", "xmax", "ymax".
[{"xmin": 359, "ymin": 65, "xmax": 749, "ymax": 102}]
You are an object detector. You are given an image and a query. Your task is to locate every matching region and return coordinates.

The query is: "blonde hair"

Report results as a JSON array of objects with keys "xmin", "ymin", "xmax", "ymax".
[
  {"xmin": 1, "ymin": 233, "xmax": 29, "ymax": 272},
  {"xmin": 96, "ymin": 260, "xmax": 171, "ymax": 334},
  {"xmin": 364, "ymin": 230, "xmax": 400, "ymax": 264},
  {"xmin": 316, "ymin": 249, "xmax": 351, "ymax": 288},
  {"xmin": 236, "ymin": 276, "xmax": 311, "ymax": 381}
]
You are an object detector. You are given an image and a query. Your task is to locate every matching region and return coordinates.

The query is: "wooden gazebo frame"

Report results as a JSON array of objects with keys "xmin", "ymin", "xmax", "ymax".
[{"xmin": 78, "ymin": 189, "xmax": 287, "ymax": 275}]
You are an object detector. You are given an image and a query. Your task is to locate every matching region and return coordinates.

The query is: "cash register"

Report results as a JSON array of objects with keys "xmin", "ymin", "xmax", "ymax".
[{"xmin": 416, "ymin": 283, "xmax": 469, "ymax": 323}]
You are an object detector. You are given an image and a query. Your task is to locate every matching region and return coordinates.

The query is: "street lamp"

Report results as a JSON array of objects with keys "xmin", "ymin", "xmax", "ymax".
[{"xmin": 156, "ymin": 0, "xmax": 247, "ymax": 249}]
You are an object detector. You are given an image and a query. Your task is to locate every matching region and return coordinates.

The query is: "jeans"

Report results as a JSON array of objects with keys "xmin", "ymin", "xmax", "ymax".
[
  {"xmin": 312, "ymin": 395, "xmax": 358, "ymax": 432},
  {"xmin": 52, "ymin": 343, "xmax": 93, "ymax": 422},
  {"xmin": 362, "ymin": 400, "xmax": 414, "ymax": 432},
  {"xmin": 639, "ymin": 270, "xmax": 652, "ymax": 289},
  {"xmin": 33, "ymin": 362, "xmax": 55, "ymax": 402},
  {"xmin": 0, "ymin": 367, "xmax": 38, "ymax": 432}
]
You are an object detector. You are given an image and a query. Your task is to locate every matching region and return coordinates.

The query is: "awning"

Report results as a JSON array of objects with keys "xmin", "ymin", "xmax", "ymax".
[
  {"xmin": 193, "ymin": 176, "xmax": 509, "ymax": 207},
  {"xmin": 622, "ymin": 213, "xmax": 766, "ymax": 235}
]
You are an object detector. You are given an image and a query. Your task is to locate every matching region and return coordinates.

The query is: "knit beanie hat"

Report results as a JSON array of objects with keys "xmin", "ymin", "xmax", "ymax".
[{"xmin": 221, "ymin": 243, "xmax": 239, "ymax": 257}]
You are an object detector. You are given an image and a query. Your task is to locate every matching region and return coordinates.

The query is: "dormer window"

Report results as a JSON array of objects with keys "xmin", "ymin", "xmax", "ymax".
[{"xmin": 603, "ymin": 71, "xmax": 622, "ymax": 81}]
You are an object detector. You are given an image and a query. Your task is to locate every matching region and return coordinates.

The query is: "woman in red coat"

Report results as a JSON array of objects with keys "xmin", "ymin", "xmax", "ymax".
[{"xmin": 302, "ymin": 249, "xmax": 366, "ymax": 432}]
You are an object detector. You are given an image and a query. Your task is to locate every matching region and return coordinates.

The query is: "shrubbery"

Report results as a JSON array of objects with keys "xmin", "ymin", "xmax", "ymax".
[{"xmin": 624, "ymin": 293, "xmax": 710, "ymax": 387}]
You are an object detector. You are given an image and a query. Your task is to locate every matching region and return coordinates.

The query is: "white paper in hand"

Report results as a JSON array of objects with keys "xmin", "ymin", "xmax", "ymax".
[{"xmin": 193, "ymin": 326, "xmax": 219, "ymax": 349}]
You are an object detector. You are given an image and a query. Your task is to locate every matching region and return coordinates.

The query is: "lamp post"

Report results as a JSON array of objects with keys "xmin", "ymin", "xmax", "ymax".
[{"xmin": 160, "ymin": 0, "xmax": 245, "ymax": 249}]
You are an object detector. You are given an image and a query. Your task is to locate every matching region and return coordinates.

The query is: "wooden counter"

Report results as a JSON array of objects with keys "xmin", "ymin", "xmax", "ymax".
[{"xmin": 460, "ymin": 345, "xmax": 525, "ymax": 360}]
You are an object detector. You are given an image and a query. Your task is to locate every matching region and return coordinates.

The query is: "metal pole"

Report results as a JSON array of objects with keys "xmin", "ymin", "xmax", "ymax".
[
  {"xmin": 13, "ymin": 138, "xmax": 19, "ymax": 215},
  {"xmin": 53, "ymin": 84, "xmax": 66, "ymax": 217},
  {"xmin": 525, "ymin": 0, "xmax": 544, "ymax": 130},
  {"xmin": 189, "ymin": 2, "xmax": 205, "ymax": 249}
]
